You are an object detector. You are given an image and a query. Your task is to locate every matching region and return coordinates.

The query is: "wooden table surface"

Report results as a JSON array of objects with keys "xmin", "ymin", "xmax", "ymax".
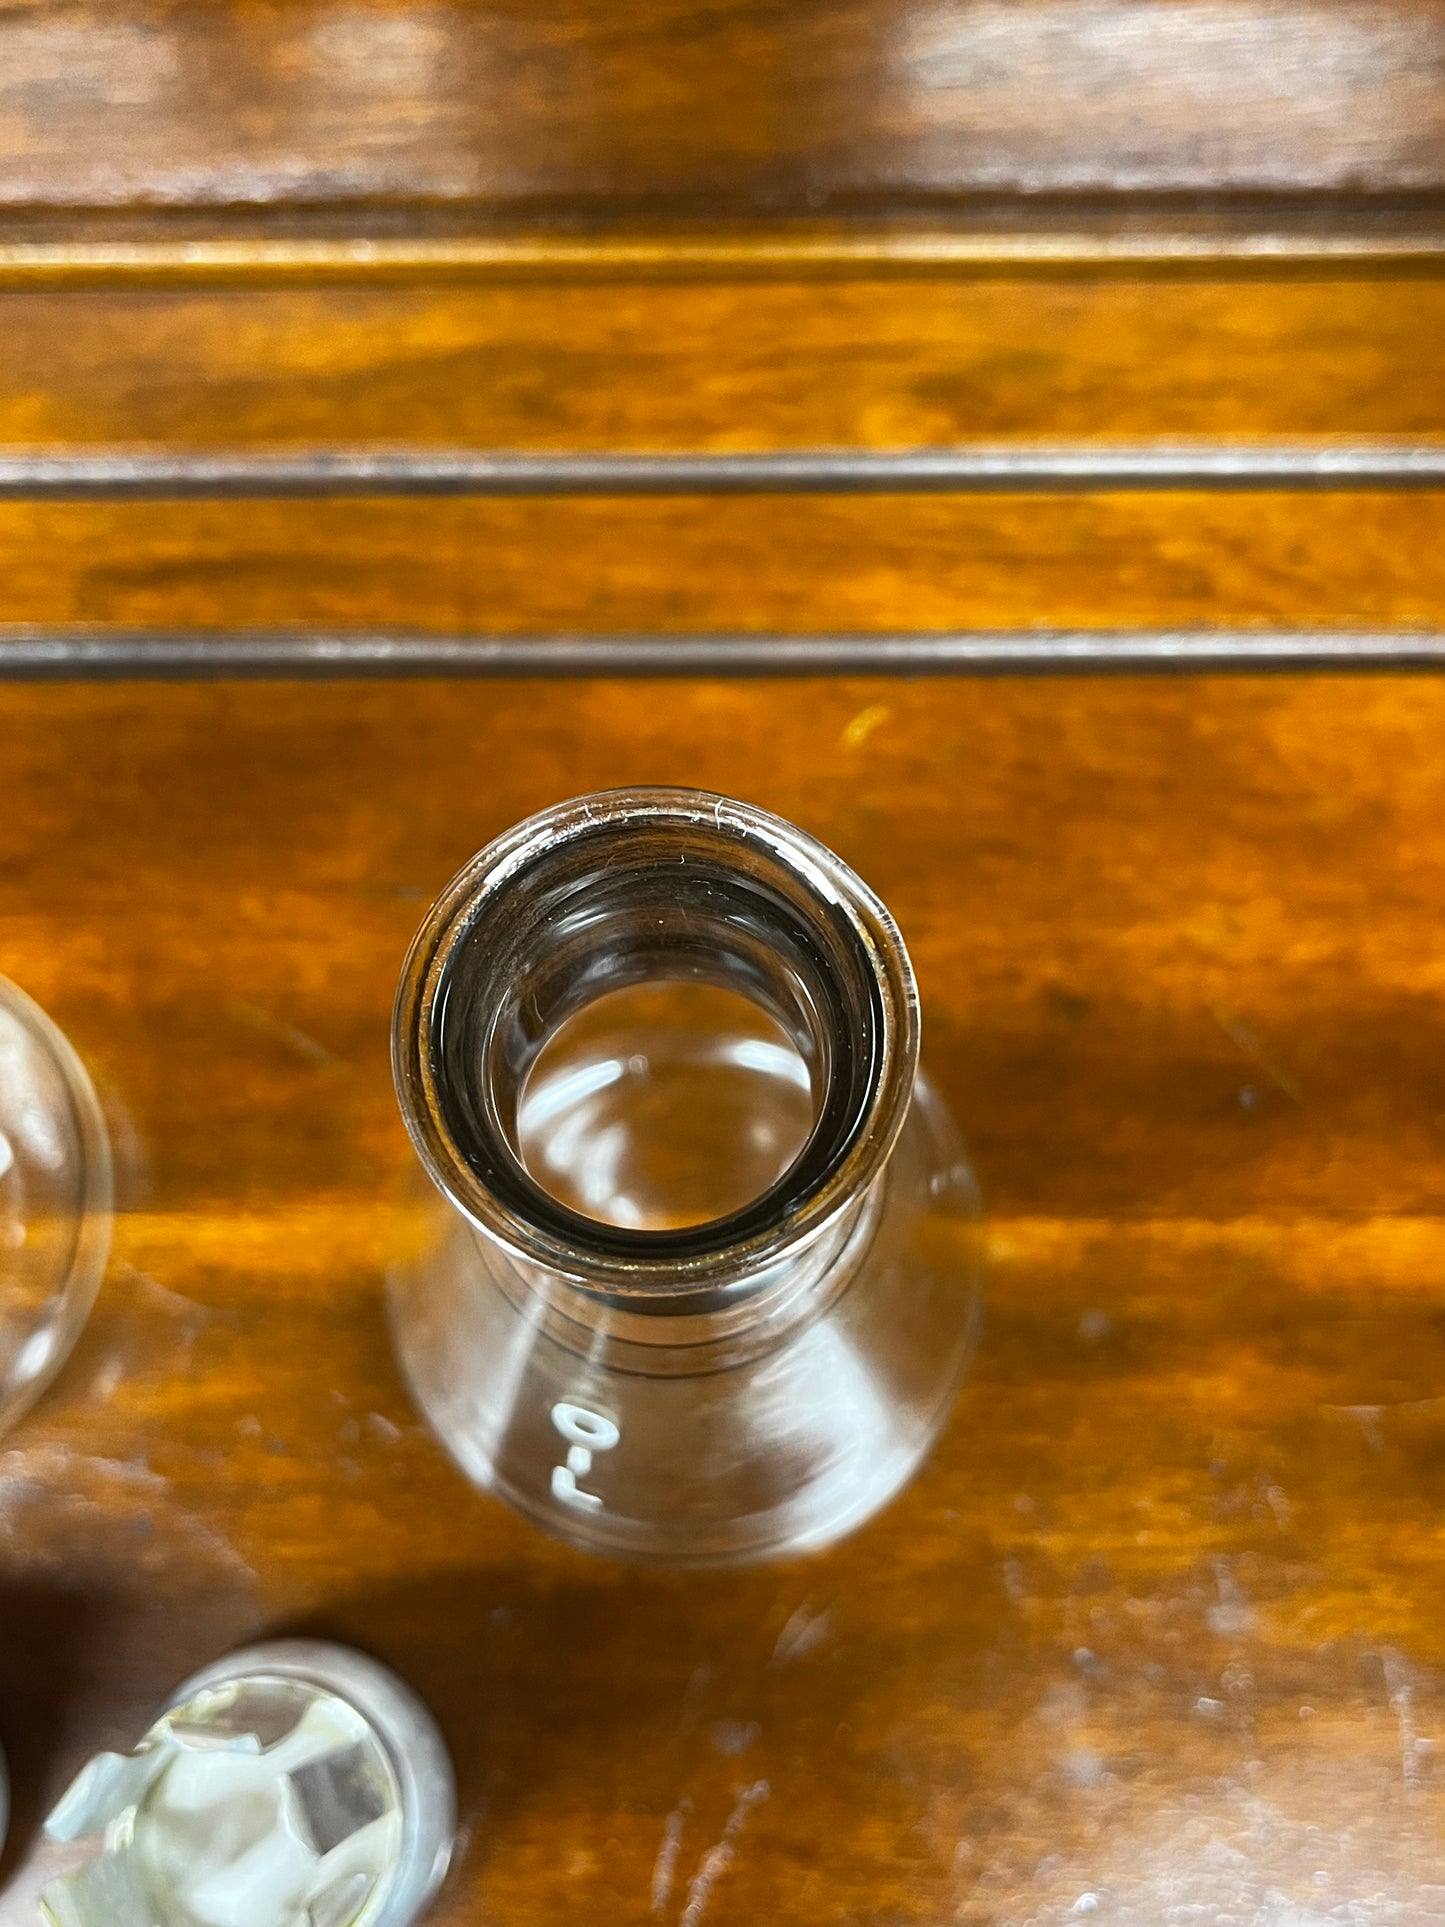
[
  {"xmin": 3, "ymin": 672, "xmax": 1445, "ymax": 1924},
  {"xmin": 4, "ymin": 0, "xmax": 1445, "ymax": 1918},
  {"xmin": 4, "ymin": 0, "xmax": 1444, "ymax": 217},
  {"xmin": 2, "ymin": 269, "xmax": 1442, "ymax": 649}
]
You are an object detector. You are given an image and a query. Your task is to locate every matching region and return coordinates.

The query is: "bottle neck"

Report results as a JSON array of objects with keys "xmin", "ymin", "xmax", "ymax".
[
  {"xmin": 395, "ymin": 788, "xmax": 919, "ymax": 1307},
  {"xmin": 466, "ymin": 1173, "xmax": 888, "ymax": 1375}
]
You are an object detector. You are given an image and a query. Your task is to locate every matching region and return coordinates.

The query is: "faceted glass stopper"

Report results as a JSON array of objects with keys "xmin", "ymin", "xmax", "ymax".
[{"xmin": 42, "ymin": 1676, "xmax": 404, "ymax": 1927}]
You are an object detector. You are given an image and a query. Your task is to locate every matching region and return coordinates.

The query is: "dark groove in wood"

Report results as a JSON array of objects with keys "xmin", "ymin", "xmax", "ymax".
[
  {"xmin": 2, "ymin": 446, "xmax": 1443, "ymax": 500},
  {"xmin": 4, "ymin": 628, "xmax": 1443, "ymax": 680}
]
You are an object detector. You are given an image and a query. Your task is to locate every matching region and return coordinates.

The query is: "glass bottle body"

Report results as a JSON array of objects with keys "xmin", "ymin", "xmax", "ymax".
[
  {"xmin": 390, "ymin": 790, "xmax": 982, "ymax": 1568},
  {"xmin": 0, "ymin": 975, "xmax": 111, "ymax": 1438}
]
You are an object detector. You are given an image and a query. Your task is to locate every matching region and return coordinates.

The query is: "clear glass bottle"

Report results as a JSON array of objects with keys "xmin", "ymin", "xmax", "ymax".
[
  {"xmin": 390, "ymin": 789, "xmax": 982, "ymax": 1567},
  {"xmin": 0, "ymin": 974, "xmax": 112, "ymax": 1437}
]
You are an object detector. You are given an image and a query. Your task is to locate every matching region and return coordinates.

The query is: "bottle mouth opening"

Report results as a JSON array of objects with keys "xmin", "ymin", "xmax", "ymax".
[
  {"xmin": 392, "ymin": 789, "xmax": 919, "ymax": 1292},
  {"xmin": 516, "ymin": 978, "xmax": 818, "ymax": 1233}
]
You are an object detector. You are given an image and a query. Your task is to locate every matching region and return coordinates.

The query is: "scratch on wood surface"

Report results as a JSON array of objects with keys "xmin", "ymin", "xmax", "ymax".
[
  {"xmin": 651, "ymin": 1799, "xmax": 689, "ymax": 1916},
  {"xmin": 129, "ymin": 1267, "xmax": 211, "ymax": 1322},
  {"xmin": 1207, "ymin": 1004, "xmax": 1303, "ymax": 1103},
  {"xmin": 87, "ymin": 1355, "xmax": 124, "ymax": 1403},
  {"xmin": 770, "ymin": 1601, "xmax": 834, "ymax": 1667},
  {"xmin": 710, "ymin": 1720, "xmax": 760, "ymax": 1758},
  {"xmin": 1206, "ymin": 1556, "xmax": 1255, "ymax": 1638},
  {"xmin": 1323, "ymin": 1402, "xmax": 1386, "ymax": 1451},
  {"xmin": 679, "ymin": 1665, "xmax": 710, "ymax": 1733},
  {"xmin": 0, "ymin": 1444, "xmax": 259, "ymax": 1583},
  {"xmin": 1383, "ymin": 1653, "xmax": 1424, "ymax": 1793},
  {"xmin": 679, "ymin": 1780, "xmax": 769, "ymax": 1927},
  {"xmin": 231, "ymin": 998, "xmax": 341, "ymax": 1067},
  {"xmin": 0, "ymin": 1443, "xmax": 169, "ymax": 1493}
]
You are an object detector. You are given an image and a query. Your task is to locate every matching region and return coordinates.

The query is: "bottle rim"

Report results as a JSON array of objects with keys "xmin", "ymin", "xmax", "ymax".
[{"xmin": 392, "ymin": 788, "xmax": 919, "ymax": 1297}]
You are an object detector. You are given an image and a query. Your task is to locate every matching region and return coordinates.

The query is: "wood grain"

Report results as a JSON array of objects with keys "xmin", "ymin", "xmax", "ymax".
[
  {"xmin": 3, "ymin": 278, "xmax": 1444, "ymax": 448},
  {"xmin": 3, "ymin": 5, "xmax": 1443, "ymax": 1917},
  {"xmin": 0, "ymin": 272, "xmax": 1438, "ymax": 658},
  {"xmin": 2, "ymin": 0, "xmax": 1445, "ymax": 214},
  {"xmin": 0, "ymin": 492, "xmax": 1439, "ymax": 633},
  {"xmin": 4, "ymin": 675, "xmax": 1445, "ymax": 1923}
]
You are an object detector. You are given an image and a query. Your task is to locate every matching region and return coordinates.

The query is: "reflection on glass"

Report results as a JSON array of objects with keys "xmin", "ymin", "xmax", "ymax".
[
  {"xmin": 390, "ymin": 789, "xmax": 983, "ymax": 1567},
  {"xmin": 0, "ymin": 976, "xmax": 111, "ymax": 1438},
  {"xmin": 517, "ymin": 981, "xmax": 816, "ymax": 1230},
  {"xmin": 42, "ymin": 1642, "xmax": 454, "ymax": 1927}
]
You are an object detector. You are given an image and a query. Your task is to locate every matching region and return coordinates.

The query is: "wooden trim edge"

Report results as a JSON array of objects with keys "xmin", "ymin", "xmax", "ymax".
[{"xmin": 0, "ymin": 230, "xmax": 1442, "ymax": 285}]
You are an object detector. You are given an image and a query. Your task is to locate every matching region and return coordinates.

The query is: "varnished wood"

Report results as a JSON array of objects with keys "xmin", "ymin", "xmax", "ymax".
[
  {"xmin": 2, "ymin": 2, "xmax": 1445, "ymax": 215},
  {"xmin": 0, "ymin": 493, "xmax": 1439, "ymax": 633},
  {"xmin": 1, "ymin": 271, "xmax": 1438, "ymax": 658},
  {"xmin": 3, "ymin": 279, "xmax": 1440, "ymax": 451},
  {"xmin": 4, "ymin": 676, "xmax": 1445, "ymax": 1923},
  {"xmin": 3, "ymin": 3, "xmax": 1443, "ymax": 1914}
]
